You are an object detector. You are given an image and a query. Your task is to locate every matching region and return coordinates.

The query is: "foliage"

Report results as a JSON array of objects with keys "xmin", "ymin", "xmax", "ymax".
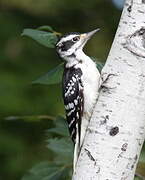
[
  {"xmin": 22, "ymin": 162, "xmax": 70, "ymax": 180},
  {"xmin": 21, "ymin": 26, "xmax": 74, "ymax": 180},
  {"xmin": 22, "ymin": 28, "xmax": 58, "ymax": 48},
  {"xmin": 32, "ymin": 63, "xmax": 64, "ymax": 85},
  {"xmin": 22, "ymin": 116, "xmax": 73, "ymax": 180}
]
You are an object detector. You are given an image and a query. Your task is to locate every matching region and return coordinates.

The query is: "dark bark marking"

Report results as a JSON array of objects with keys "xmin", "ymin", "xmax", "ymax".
[
  {"xmin": 100, "ymin": 115, "xmax": 109, "ymax": 125},
  {"xmin": 87, "ymin": 127, "xmax": 93, "ymax": 134},
  {"xmin": 106, "ymin": 115, "xmax": 109, "ymax": 120},
  {"xmin": 84, "ymin": 148, "xmax": 95, "ymax": 162},
  {"xmin": 126, "ymin": 155, "xmax": 138, "ymax": 170},
  {"xmin": 136, "ymin": 138, "xmax": 142, "ymax": 146},
  {"xmin": 138, "ymin": 10, "xmax": 144, "ymax": 14},
  {"xmin": 135, "ymin": 155, "xmax": 138, "ymax": 161},
  {"xmin": 122, "ymin": 21, "xmax": 127, "ymax": 24},
  {"xmin": 101, "ymin": 86, "xmax": 112, "ymax": 94},
  {"xmin": 95, "ymin": 166, "xmax": 100, "ymax": 174},
  {"xmin": 109, "ymin": 126, "xmax": 119, "ymax": 136},
  {"xmin": 142, "ymin": 0, "xmax": 145, "ymax": 4},
  {"xmin": 127, "ymin": 6, "xmax": 132, "ymax": 13},
  {"xmin": 123, "ymin": 59, "xmax": 133, "ymax": 67},
  {"xmin": 124, "ymin": 27, "xmax": 145, "ymax": 58},
  {"xmin": 100, "ymin": 73, "xmax": 118, "ymax": 93},
  {"xmin": 131, "ymin": 155, "xmax": 138, "ymax": 169},
  {"xmin": 101, "ymin": 73, "xmax": 117, "ymax": 85},
  {"xmin": 102, "ymin": 103, "xmax": 107, "ymax": 107},
  {"xmin": 127, "ymin": 0, "xmax": 133, "ymax": 13},
  {"xmin": 138, "ymin": 27, "xmax": 145, "ymax": 36},
  {"xmin": 121, "ymin": 143, "xmax": 128, "ymax": 151},
  {"xmin": 139, "ymin": 73, "xmax": 145, "ymax": 77}
]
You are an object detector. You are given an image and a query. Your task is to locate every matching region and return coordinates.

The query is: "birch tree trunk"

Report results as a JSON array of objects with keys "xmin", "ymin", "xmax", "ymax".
[{"xmin": 72, "ymin": 0, "xmax": 145, "ymax": 179}]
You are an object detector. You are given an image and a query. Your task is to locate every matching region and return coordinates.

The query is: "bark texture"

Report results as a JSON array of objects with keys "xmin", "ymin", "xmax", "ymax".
[{"xmin": 72, "ymin": 0, "xmax": 145, "ymax": 179}]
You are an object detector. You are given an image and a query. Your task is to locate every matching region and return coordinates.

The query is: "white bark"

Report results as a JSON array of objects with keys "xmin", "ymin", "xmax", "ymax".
[{"xmin": 72, "ymin": 0, "xmax": 145, "ymax": 179}]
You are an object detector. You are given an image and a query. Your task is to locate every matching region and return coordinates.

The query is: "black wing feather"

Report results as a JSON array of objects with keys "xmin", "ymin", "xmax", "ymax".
[{"xmin": 62, "ymin": 66, "xmax": 84, "ymax": 145}]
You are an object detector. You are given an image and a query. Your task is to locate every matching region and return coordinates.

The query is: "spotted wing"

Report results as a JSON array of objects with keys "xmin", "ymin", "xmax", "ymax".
[{"xmin": 62, "ymin": 67, "xmax": 84, "ymax": 145}]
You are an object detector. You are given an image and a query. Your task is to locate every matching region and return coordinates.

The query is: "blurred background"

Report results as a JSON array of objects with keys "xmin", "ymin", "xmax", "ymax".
[{"xmin": 1, "ymin": 0, "xmax": 144, "ymax": 180}]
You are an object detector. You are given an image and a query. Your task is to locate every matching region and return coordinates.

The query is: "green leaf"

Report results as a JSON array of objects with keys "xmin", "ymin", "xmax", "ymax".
[
  {"xmin": 22, "ymin": 162, "xmax": 70, "ymax": 180},
  {"xmin": 38, "ymin": 26, "xmax": 54, "ymax": 32},
  {"xmin": 37, "ymin": 26, "xmax": 62, "ymax": 37},
  {"xmin": 32, "ymin": 63, "xmax": 64, "ymax": 85},
  {"xmin": 47, "ymin": 116, "xmax": 69, "ymax": 137},
  {"xmin": 136, "ymin": 162, "xmax": 145, "ymax": 180},
  {"xmin": 47, "ymin": 138, "xmax": 73, "ymax": 157},
  {"xmin": 5, "ymin": 115, "xmax": 55, "ymax": 122},
  {"xmin": 22, "ymin": 29, "xmax": 58, "ymax": 48},
  {"xmin": 139, "ymin": 149, "xmax": 145, "ymax": 163},
  {"xmin": 42, "ymin": 168, "xmax": 66, "ymax": 180},
  {"xmin": 134, "ymin": 177, "xmax": 142, "ymax": 180},
  {"xmin": 134, "ymin": 174, "xmax": 144, "ymax": 180},
  {"xmin": 29, "ymin": 162, "xmax": 58, "ymax": 174}
]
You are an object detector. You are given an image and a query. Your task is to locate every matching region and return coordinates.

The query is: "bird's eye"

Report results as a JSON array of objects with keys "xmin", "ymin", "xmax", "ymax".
[{"xmin": 72, "ymin": 36, "xmax": 80, "ymax": 42}]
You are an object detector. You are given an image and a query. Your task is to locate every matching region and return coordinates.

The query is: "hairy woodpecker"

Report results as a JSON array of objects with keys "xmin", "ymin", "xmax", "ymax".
[{"xmin": 56, "ymin": 29, "xmax": 100, "ymax": 170}]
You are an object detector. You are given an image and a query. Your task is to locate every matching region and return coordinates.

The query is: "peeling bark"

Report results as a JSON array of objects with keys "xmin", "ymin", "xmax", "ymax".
[{"xmin": 72, "ymin": 0, "xmax": 145, "ymax": 179}]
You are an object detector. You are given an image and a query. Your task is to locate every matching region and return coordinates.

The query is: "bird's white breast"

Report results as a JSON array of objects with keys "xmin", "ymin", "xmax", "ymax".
[
  {"xmin": 75, "ymin": 55, "xmax": 100, "ymax": 119},
  {"xmin": 75, "ymin": 55, "xmax": 100, "ymax": 147}
]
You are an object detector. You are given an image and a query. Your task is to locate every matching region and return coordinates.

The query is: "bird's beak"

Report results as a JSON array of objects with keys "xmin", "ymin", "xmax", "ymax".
[{"xmin": 80, "ymin": 28, "xmax": 100, "ymax": 47}]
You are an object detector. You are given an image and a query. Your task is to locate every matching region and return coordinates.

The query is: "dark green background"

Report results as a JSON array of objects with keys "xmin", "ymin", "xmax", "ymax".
[{"xmin": 0, "ymin": 0, "xmax": 144, "ymax": 180}]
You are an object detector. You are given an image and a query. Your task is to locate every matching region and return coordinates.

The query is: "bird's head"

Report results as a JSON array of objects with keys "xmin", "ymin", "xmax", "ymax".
[{"xmin": 56, "ymin": 29, "xmax": 100, "ymax": 60}]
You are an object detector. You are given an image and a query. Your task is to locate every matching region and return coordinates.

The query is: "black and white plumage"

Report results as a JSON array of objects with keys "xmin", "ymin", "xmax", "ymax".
[
  {"xmin": 56, "ymin": 29, "xmax": 100, "ymax": 170},
  {"xmin": 63, "ymin": 67, "xmax": 84, "ymax": 144}
]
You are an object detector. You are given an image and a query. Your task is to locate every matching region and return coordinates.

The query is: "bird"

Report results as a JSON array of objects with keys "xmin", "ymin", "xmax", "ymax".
[{"xmin": 56, "ymin": 29, "xmax": 100, "ymax": 171}]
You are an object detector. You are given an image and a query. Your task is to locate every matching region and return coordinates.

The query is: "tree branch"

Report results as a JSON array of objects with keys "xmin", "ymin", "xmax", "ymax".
[{"xmin": 72, "ymin": 0, "xmax": 145, "ymax": 179}]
